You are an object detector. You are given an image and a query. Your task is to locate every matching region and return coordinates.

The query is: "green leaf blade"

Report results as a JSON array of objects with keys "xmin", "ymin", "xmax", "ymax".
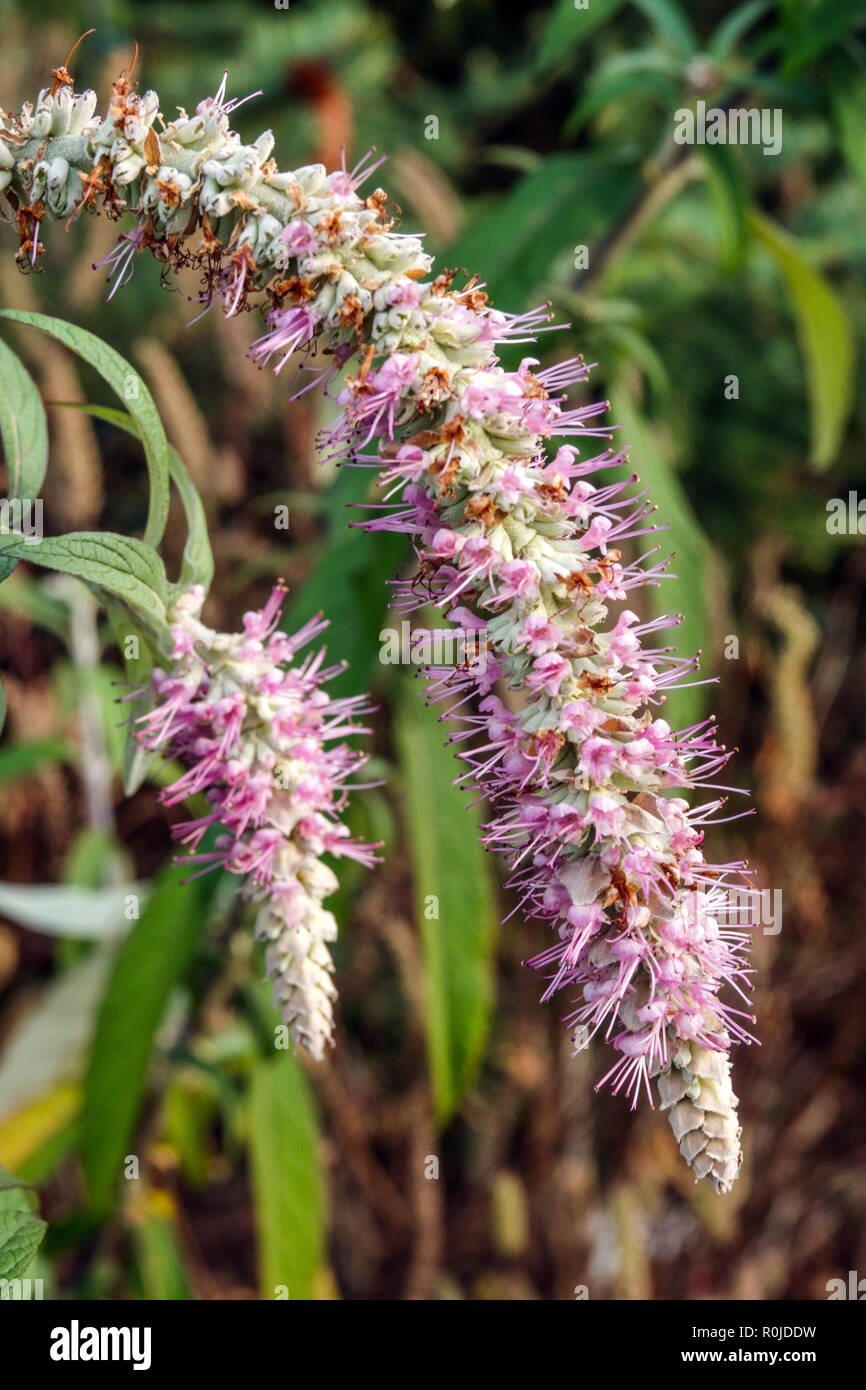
[
  {"xmin": 749, "ymin": 209, "xmax": 856, "ymax": 470},
  {"xmin": 248, "ymin": 1053, "xmax": 325, "ymax": 1301},
  {"xmin": 394, "ymin": 679, "xmax": 497, "ymax": 1125},
  {"xmin": 533, "ymin": 0, "xmax": 628, "ymax": 74},
  {"xmin": 781, "ymin": 0, "xmax": 866, "ymax": 80},
  {"xmin": 0, "ymin": 336, "xmax": 48, "ymax": 502},
  {"xmin": 609, "ymin": 379, "xmax": 711, "ymax": 733},
  {"xmin": 53, "ymin": 404, "xmax": 214, "ymax": 592},
  {"xmin": 0, "ymin": 311, "xmax": 171, "ymax": 546},
  {"xmin": 0, "ymin": 1209, "xmax": 46, "ymax": 1281},
  {"xmin": 0, "ymin": 531, "xmax": 169, "ymax": 631},
  {"xmin": 81, "ymin": 862, "xmax": 222, "ymax": 1214}
]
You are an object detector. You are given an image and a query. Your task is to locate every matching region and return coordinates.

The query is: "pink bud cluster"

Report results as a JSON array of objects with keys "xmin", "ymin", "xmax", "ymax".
[{"xmin": 136, "ymin": 585, "xmax": 377, "ymax": 1060}]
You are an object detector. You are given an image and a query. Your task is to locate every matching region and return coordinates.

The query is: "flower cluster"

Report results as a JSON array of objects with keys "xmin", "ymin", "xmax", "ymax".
[
  {"xmin": 326, "ymin": 293, "xmax": 756, "ymax": 1194},
  {"xmin": 0, "ymin": 70, "xmax": 425, "ymax": 304},
  {"xmin": 136, "ymin": 585, "xmax": 377, "ymax": 1060},
  {"xmin": 0, "ymin": 68, "xmax": 756, "ymax": 1188}
]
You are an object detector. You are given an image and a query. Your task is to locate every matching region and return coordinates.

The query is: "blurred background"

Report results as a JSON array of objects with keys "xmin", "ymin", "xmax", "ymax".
[{"xmin": 0, "ymin": 0, "xmax": 864, "ymax": 1300}]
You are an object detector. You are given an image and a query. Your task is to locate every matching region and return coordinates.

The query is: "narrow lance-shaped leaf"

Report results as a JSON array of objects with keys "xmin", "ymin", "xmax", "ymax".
[
  {"xmin": 565, "ymin": 62, "xmax": 681, "ymax": 140},
  {"xmin": 781, "ymin": 0, "xmax": 866, "ymax": 80},
  {"xmin": 533, "ymin": 0, "xmax": 628, "ymax": 73},
  {"xmin": 707, "ymin": 0, "xmax": 771, "ymax": 60},
  {"xmin": 0, "ymin": 310, "xmax": 171, "ymax": 546},
  {"xmin": 47, "ymin": 400, "xmax": 212, "ymax": 788},
  {"xmin": 0, "ymin": 947, "xmax": 116, "ymax": 1125},
  {"xmin": 53, "ymin": 403, "xmax": 214, "ymax": 593},
  {"xmin": 166, "ymin": 447, "xmax": 214, "ymax": 595},
  {"xmin": 287, "ymin": 464, "xmax": 406, "ymax": 699},
  {"xmin": 81, "ymin": 859, "xmax": 225, "ymax": 1213},
  {"xmin": 394, "ymin": 674, "xmax": 497, "ymax": 1125},
  {"xmin": 610, "ymin": 378, "xmax": 711, "ymax": 734},
  {"xmin": 632, "ymin": 0, "xmax": 699, "ymax": 57},
  {"xmin": 831, "ymin": 66, "xmax": 866, "ymax": 207},
  {"xmin": 0, "ymin": 739, "xmax": 71, "ymax": 784},
  {"xmin": 0, "ymin": 879, "xmax": 147, "ymax": 939},
  {"xmin": 0, "ymin": 335, "xmax": 48, "ymax": 502},
  {"xmin": 448, "ymin": 151, "xmax": 638, "ymax": 308},
  {"xmin": 131, "ymin": 1208, "xmax": 192, "ymax": 1300},
  {"xmin": 0, "ymin": 532, "xmax": 169, "ymax": 633},
  {"xmin": 701, "ymin": 145, "xmax": 749, "ymax": 273},
  {"xmin": 247, "ymin": 1051, "xmax": 325, "ymax": 1301},
  {"xmin": 104, "ymin": 599, "xmax": 165, "ymax": 797},
  {"xmin": 749, "ymin": 209, "xmax": 856, "ymax": 470}
]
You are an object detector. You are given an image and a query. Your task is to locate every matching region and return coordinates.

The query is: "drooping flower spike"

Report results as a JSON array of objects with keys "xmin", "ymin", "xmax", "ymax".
[
  {"xmin": 1, "ymin": 67, "xmax": 756, "ymax": 1189},
  {"xmin": 135, "ymin": 585, "xmax": 377, "ymax": 1060}
]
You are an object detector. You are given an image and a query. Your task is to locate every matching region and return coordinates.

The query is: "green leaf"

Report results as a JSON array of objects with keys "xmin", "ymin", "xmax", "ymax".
[
  {"xmin": 632, "ymin": 0, "xmax": 698, "ymax": 57},
  {"xmin": 0, "ymin": 311, "xmax": 171, "ymax": 547},
  {"xmin": 609, "ymin": 378, "xmax": 710, "ymax": 733},
  {"xmin": 0, "ymin": 1161, "xmax": 35, "ymax": 1195},
  {"xmin": 749, "ymin": 209, "xmax": 856, "ymax": 470},
  {"xmin": 0, "ymin": 532, "xmax": 169, "ymax": 631},
  {"xmin": 832, "ymin": 69, "xmax": 866, "ymax": 205},
  {"xmin": 167, "ymin": 448, "xmax": 214, "ymax": 594},
  {"xmin": 0, "ymin": 1209, "xmax": 46, "ymax": 1281},
  {"xmin": 104, "ymin": 601, "xmax": 164, "ymax": 797},
  {"xmin": 565, "ymin": 62, "xmax": 680, "ymax": 138},
  {"xmin": 700, "ymin": 145, "xmax": 749, "ymax": 273},
  {"xmin": 394, "ymin": 678, "xmax": 497, "ymax": 1124},
  {"xmin": 0, "ymin": 571, "xmax": 69, "ymax": 637},
  {"xmin": 81, "ymin": 860, "xmax": 223, "ymax": 1213},
  {"xmin": 286, "ymin": 465, "xmax": 406, "ymax": 700},
  {"xmin": 0, "ymin": 336, "xmax": 48, "ymax": 502},
  {"xmin": 533, "ymin": 0, "xmax": 627, "ymax": 73},
  {"xmin": 248, "ymin": 1052, "xmax": 325, "ymax": 1301},
  {"xmin": 53, "ymin": 402, "xmax": 134, "ymax": 433},
  {"xmin": 708, "ymin": 0, "xmax": 771, "ymax": 60},
  {"xmin": 0, "ymin": 880, "xmax": 145, "ymax": 939},
  {"xmin": 0, "ymin": 1182, "xmax": 38, "ymax": 1215},
  {"xmin": 0, "ymin": 739, "xmax": 71, "ymax": 784},
  {"xmin": 449, "ymin": 152, "xmax": 639, "ymax": 308},
  {"xmin": 55, "ymin": 404, "xmax": 214, "ymax": 592},
  {"xmin": 130, "ymin": 1211, "xmax": 192, "ymax": 1300},
  {"xmin": 64, "ymin": 826, "xmax": 124, "ymax": 890},
  {"xmin": 781, "ymin": 0, "xmax": 866, "ymax": 80},
  {"xmin": 0, "ymin": 947, "xmax": 115, "ymax": 1122}
]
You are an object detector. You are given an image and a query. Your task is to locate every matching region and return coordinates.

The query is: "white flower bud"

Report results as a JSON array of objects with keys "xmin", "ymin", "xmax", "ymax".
[
  {"xmin": 113, "ymin": 154, "xmax": 145, "ymax": 186},
  {"xmin": 659, "ymin": 1044, "xmax": 742, "ymax": 1193}
]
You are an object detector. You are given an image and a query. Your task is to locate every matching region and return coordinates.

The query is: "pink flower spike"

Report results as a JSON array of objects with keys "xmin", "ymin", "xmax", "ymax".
[{"xmin": 137, "ymin": 585, "xmax": 376, "ymax": 1060}]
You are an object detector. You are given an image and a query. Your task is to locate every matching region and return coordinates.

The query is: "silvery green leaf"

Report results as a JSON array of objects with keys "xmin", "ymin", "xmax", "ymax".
[
  {"xmin": 0, "ymin": 880, "xmax": 147, "ymax": 938},
  {"xmin": 0, "ymin": 947, "xmax": 116, "ymax": 1121}
]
